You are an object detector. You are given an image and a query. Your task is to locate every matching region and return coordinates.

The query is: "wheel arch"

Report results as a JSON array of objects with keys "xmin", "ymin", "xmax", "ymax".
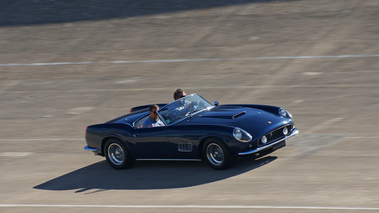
[
  {"xmin": 101, "ymin": 135, "xmax": 133, "ymax": 157},
  {"xmin": 198, "ymin": 135, "xmax": 230, "ymax": 158}
]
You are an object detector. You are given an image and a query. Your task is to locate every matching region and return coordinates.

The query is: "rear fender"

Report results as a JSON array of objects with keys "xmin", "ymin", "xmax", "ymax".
[
  {"xmin": 98, "ymin": 123, "xmax": 135, "ymax": 157},
  {"xmin": 101, "ymin": 134, "xmax": 136, "ymax": 158}
]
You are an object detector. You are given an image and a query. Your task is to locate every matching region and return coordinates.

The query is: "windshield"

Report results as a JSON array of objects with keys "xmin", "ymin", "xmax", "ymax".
[{"xmin": 158, "ymin": 94, "xmax": 213, "ymax": 124}]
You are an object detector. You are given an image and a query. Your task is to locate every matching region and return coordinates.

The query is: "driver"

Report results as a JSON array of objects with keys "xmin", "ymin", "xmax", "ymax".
[
  {"xmin": 140, "ymin": 104, "xmax": 165, "ymax": 128},
  {"xmin": 173, "ymin": 88, "xmax": 186, "ymax": 101},
  {"xmin": 168, "ymin": 88, "xmax": 191, "ymax": 121}
]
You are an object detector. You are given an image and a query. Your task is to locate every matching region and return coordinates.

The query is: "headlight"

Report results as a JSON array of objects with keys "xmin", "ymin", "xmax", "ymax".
[
  {"xmin": 278, "ymin": 108, "xmax": 292, "ymax": 118},
  {"xmin": 233, "ymin": 128, "xmax": 252, "ymax": 142}
]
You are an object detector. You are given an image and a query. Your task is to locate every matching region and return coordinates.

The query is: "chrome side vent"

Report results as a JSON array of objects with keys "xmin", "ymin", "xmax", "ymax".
[{"xmin": 178, "ymin": 143, "xmax": 193, "ymax": 152}]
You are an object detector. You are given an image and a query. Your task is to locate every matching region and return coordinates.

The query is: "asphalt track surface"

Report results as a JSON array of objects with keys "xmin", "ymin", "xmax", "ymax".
[{"xmin": 1, "ymin": 0, "xmax": 379, "ymax": 212}]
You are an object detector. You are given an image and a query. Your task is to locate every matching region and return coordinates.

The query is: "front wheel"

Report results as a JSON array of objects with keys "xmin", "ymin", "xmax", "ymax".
[
  {"xmin": 105, "ymin": 139, "xmax": 135, "ymax": 170},
  {"xmin": 203, "ymin": 138, "xmax": 233, "ymax": 170}
]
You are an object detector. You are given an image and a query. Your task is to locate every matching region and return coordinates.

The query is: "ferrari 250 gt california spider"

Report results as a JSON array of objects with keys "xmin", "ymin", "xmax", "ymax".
[{"xmin": 84, "ymin": 94, "xmax": 298, "ymax": 170}]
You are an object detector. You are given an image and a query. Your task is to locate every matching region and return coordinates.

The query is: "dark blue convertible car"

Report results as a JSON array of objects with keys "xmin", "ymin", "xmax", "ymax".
[{"xmin": 85, "ymin": 94, "xmax": 298, "ymax": 170}]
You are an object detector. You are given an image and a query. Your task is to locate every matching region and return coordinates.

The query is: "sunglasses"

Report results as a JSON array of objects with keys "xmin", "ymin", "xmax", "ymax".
[{"xmin": 151, "ymin": 111, "xmax": 157, "ymax": 114}]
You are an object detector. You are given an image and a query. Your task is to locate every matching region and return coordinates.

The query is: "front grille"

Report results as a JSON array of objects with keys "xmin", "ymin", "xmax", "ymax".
[{"xmin": 258, "ymin": 125, "xmax": 292, "ymax": 146}]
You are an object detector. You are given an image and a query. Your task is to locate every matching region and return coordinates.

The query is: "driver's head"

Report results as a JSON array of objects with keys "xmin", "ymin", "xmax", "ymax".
[
  {"xmin": 148, "ymin": 104, "xmax": 159, "ymax": 120},
  {"xmin": 173, "ymin": 88, "xmax": 186, "ymax": 100}
]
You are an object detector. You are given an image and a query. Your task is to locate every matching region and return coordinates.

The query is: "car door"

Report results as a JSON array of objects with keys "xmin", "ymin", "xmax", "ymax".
[
  {"xmin": 166, "ymin": 124, "xmax": 201, "ymax": 159},
  {"xmin": 133, "ymin": 116, "xmax": 169, "ymax": 159}
]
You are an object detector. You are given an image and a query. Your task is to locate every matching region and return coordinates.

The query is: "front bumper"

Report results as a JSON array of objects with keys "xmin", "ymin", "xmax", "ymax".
[{"xmin": 238, "ymin": 128, "xmax": 299, "ymax": 155}]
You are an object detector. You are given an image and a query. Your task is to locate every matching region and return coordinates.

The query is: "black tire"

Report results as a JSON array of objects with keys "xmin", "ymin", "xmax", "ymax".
[
  {"xmin": 105, "ymin": 139, "xmax": 135, "ymax": 170},
  {"xmin": 202, "ymin": 138, "xmax": 233, "ymax": 170}
]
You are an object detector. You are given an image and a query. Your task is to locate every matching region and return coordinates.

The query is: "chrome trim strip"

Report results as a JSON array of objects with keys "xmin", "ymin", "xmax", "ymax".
[
  {"xmin": 238, "ymin": 128, "xmax": 299, "ymax": 156},
  {"xmin": 136, "ymin": 159, "xmax": 201, "ymax": 161},
  {"xmin": 84, "ymin": 146, "xmax": 99, "ymax": 152}
]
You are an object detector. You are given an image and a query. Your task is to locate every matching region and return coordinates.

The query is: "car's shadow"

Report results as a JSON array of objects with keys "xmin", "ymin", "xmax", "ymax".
[{"xmin": 34, "ymin": 155, "xmax": 277, "ymax": 193}]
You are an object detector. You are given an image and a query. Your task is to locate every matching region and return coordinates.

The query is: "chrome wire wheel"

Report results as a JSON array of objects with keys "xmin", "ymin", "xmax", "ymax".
[
  {"xmin": 203, "ymin": 138, "xmax": 233, "ymax": 170},
  {"xmin": 107, "ymin": 143, "xmax": 125, "ymax": 166},
  {"xmin": 206, "ymin": 143, "xmax": 225, "ymax": 166},
  {"xmin": 105, "ymin": 139, "xmax": 135, "ymax": 170}
]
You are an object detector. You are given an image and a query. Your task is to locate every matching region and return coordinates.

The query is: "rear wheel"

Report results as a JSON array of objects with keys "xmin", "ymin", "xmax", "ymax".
[
  {"xmin": 203, "ymin": 138, "xmax": 233, "ymax": 170},
  {"xmin": 105, "ymin": 139, "xmax": 135, "ymax": 170}
]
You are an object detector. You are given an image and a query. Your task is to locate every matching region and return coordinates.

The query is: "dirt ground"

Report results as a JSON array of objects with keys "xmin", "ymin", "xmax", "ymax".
[{"xmin": 1, "ymin": 0, "xmax": 379, "ymax": 212}]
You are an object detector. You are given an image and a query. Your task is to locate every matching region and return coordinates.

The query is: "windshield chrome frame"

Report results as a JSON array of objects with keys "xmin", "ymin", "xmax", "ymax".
[{"xmin": 157, "ymin": 93, "xmax": 214, "ymax": 126}]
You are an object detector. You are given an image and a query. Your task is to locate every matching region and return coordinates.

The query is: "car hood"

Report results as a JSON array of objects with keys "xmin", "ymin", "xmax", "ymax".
[{"xmin": 187, "ymin": 105, "xmax": 292, "ymax": 137}]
